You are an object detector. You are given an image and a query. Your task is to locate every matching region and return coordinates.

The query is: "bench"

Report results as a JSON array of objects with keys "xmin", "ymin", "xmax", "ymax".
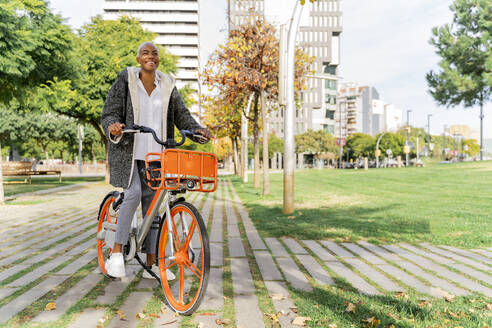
[{"xmin": 2, "ymin": 162, "xmax": 62, "ymax": 184}]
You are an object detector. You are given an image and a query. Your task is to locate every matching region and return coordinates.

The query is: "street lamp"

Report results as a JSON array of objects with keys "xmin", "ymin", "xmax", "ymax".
[
  {"xmin": 427, "ymin": 114, "xmax": 432, "ymax": 147},
  {"xmin": 406, "ymin": 110, "xmax": 412, "ymax": 166}
]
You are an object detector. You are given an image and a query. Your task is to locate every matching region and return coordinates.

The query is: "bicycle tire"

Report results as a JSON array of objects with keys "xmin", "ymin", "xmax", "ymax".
[
  {"xmin": 96, "ymin": 191, "xmax": 119, "ymax": 278},
  {"xmin": 157, "ymin": 201, "xmax": 210, "ymax": 315}
]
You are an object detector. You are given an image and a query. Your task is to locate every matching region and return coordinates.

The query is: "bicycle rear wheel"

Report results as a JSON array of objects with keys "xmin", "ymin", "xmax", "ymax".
[
  {"xmin": 97, "ymin": 192, "xmax": 118, "ymax": 277},
  {"xmin": 157, "ymin": 201, "xmax": 210, "ymax": 315}
]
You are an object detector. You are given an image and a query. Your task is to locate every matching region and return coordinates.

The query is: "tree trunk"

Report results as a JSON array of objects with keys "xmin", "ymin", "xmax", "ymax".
[
  {"xmin": 241, "ymin": 113, "xmax": 248, "ymax": 183},
  {"xmin": 252, "ymin": 93, "xmax": 260, "ymax": 188},
  {"xmin": 0, "ymin": 140, "xmax": 5, "ymax": 205},
  {"xmin": 232, "ymin": 136, "xmax": 240, "ymax": 175},
  {"xmin": 91, "ymin": 146, "xmax": 96, "ymax": 165},
  {"xmin": 261, "ymin": 91, "xmax": 270, "ymax": 195}
]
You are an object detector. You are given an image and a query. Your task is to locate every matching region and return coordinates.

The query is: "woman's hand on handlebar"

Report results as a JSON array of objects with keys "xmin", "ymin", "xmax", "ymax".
[
  {"xmin": 194, "ymin": 129, "xmax": 212, "ymax": 144},
  {"xmin": 108, "ymin": 123, "xmax": 125, "ymax": 136}
]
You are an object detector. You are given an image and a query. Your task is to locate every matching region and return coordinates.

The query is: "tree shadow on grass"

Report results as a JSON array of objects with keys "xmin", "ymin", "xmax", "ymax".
[
  {"xmin": 237, "ymin": 200, "xmax": 430, "ymax": 243},
  {"xmin": 290, "ymin": 279, "xmax": 432, "ymax": 328}
]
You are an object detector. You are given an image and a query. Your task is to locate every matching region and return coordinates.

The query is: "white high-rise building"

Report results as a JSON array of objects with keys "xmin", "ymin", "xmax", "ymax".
[{"xmin": 102, "ymin": 0, "xmax": 200, "ymax": 92}]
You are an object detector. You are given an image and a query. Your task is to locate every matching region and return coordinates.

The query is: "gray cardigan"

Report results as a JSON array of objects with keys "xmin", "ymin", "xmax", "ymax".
[{"xmin": 101, "ymin": 67, "xmax": 202, "ymax": 188}]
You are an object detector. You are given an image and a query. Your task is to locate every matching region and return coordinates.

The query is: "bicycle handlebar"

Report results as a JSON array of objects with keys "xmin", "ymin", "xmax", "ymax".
[{"xmin": 122, "ymin": 124, "xmax": 208, "ymax": 148}]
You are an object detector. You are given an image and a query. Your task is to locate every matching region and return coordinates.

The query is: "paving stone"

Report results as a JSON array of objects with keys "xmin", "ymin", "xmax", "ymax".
[
  {"xmin": 56, "ymin": 249, "xmax": 97, "ymax": 275},
  {"xmin": 65, "ymin": 236, "xmax": 96, "ymax": 256},
  {"xmin": 0, "ymin": 275, "xmax": 69, "ymax": 323},
  {"xmin": 282, "ymin": 238, "xmax": 308, "ymax": 254},
  {"xmin": 8, "ymin": 254, "xmax": 69, "ymax": 287},
  {"xmin": 254, "ymin": 251, "xmax": 283, "ymax": 281},
  {"xmin": 342, "ymin": 243, "xmax": 386, "ymax": 264},
  {"xmin": 301, "ymin": 240, "xmax": 337, "ymax": 261},
  {"xmin": 264, "ymin": 281, "xmax": 297, "ymax": 328},
  {"xmin": 210, "ymin": 242, "xmax": 223, "ymax": 267},
  {"xmin": 153, "ymin": 307, "xmax": 181, "ymax": 327},
  {"xmin": 420, "ymin": 243, "xmax": 491, "ymax": 272},
  {"xmin": 438, "ymin": 245, "xmax": 492, "ymax": 264},
  {"xmin": 296, "ymin": 254, "xmax": 334, "ymax": 286},
  {"xmin": 265, "ymin": 238, "xmax": 290, "ymax": 257},
  {"xmin": 383, "ymin": 245, "xmax": 492, "ymax": 296},
  {"xmin": 230, "ymin": 258, "xmax": 255, "ymax": 294},
  {"xmin": 0, "ymin": 264, "xmax": 29, "ymax": 282},
  {"xmin": 33, "ymin": 273, "xmax": 101, "ymax": 322},
  {"xmin": 398, "ymin": 243, "xmax": 453, "ymax": 265},
  {"xmin": 137, "ymin": 277, "xmax": 159, "ymax": 289},
  {"xmin": 227, "ymin": 223, "xmax": 240, "ymax": 238},
  {"xmin": 107, "ymin": 291, "xmax": 153, "ymax": 328},
  {"xmin": 319, "ymin": 240, "xmax": 355, "ymax": 258},
  {"xmin": 376, "ymin": 264, "xmax": 431, "ymax": 295},
  {"xmin": 343, "ymin": 258, "xmax": 402, "ymax": 292},
  {"xmin": 444, "ymin": 263, "xmax": 492, "ymax": 291},
  {"xmin": 395, "ymin": 260, "xmax": 470, "ymax": 296},
  {"xmin": 471, "ymin": 249, "xmax": 492, "ymax": 258},
  {"xmin": 244, "ymin": 228, "xmax": 267, "ymax": 250},
  {"xmin": 234, "ymin": 294, "xmax": 265, "ymax": 328},
  {"xmin": 96, "ymin": 270, "xmax": 138, "ymax": 305},
  {"xmin": 201, "ymin": 193, "xmax": 214, "ymax": 226},
  {"xmin": 68, "ymin": 309, "xmax": 107, "ymax": 328},
  {"xmin": 210, "ymin": 200, "xmax": 223, "ymax": 243},
  {"xmin": 194, "ymin": 314, "xmax": 221, "ymax": 328},
  {"xmin": 228, "ymin": 237, "xmax": 246, "ymax": 257},
  {"xmin": 324, "ymin": 261, "xmax": 381, "ymax": 295},
  {"xmin": 0, "ymin": 248, "xmax": 35, "ymax": 267},
  {"xmin": 0, "ymin": 287, "xmax": 18, "ymax": 299},
  {"xmin": 199, "ymin": 268, "xmax": 223, "ymax": 310},
  {"xmin": 276, "ymin": 256, "xmax": 312, "ymax": 292},
  {"xmin": 357, "ymin": 241, "xmax": 403, "ymax": 262},
  {"xmin": 31, "ymin": 220, "xmax": 95, "ymax": 250}
]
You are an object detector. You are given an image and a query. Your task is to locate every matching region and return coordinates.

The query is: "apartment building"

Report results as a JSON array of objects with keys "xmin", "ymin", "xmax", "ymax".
[{"xmin": 102, "ymin": 0, "xmax": 200, "ymax": 92}]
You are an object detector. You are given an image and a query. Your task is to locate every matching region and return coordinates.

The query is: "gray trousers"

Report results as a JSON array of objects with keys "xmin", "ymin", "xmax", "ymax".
[{"xmin": 115, "ymin": 160, "xmax": 160, "ymax": 254}]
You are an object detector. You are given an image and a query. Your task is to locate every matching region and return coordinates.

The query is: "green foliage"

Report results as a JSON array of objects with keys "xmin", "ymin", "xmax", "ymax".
[
  {"xmin": 426, "ymin": 0, "xmax": 491, "ymax": 108},
  {"xmin": 462, "ymin": 138, "xmax": 480, "ymax": 156},
  {"xmin": 376, "ymin": 132, "xmax": 406, "ymax": 158},
  {"xmin": 345, "ymin": 133, "xmax": 375, "ymax": 160},
  {"xmin": 295, "ymin": 129, "xmax": 337, "ymax": 158},
  {"xmin": 0, "ymin": 0, "xmax": 75, "ymax": 103},
  {"xmin": 178, "ymin": 84, "xmax": 196, "ymax": 109},
  {"xmin": 36, "ymin": 15, "xmax": 179, "ymax": 144}
]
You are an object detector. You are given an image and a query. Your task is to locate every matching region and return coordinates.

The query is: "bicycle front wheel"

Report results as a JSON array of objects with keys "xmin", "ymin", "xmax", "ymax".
[
  {"xmin": 97, "ymin": 191, "xmax": 118, "ymax": 277},
  {"xmin": 157, "ymin": 201, "xmax": 210, "ymax": 315}
]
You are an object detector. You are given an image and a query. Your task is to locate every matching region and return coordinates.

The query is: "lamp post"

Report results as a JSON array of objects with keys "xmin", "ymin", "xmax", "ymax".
[
  {"xmin": 427, "ymin": 114, "xmax": 432, "ymax": 150},
  {"xmin": 376, "ymin": 132, "xmax": 388, "ymax": 168},
  {"xmin": 405, "ymin": 110, "xmax": 412, "ymax": 166},
  {"xmin": 282, "ymin": 1, "xmax": 304, "ymax": 214}
]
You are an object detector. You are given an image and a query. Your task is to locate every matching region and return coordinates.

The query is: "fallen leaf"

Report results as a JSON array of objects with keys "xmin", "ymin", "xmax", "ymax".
[
  {"xmin": 160, "ymin": 306, "xmax": 167, "ymax": 313},
  {"xmin": 469, "ymin": 308, "xmax": 475, "ymax": 313},
  {"xmin": 271, "ymin": 293, "xmax": 286, "ymax": 301},
  {"xmin": 266, "ymin": 312, "xmax": 282, "ymax": 323},
  {"xmin": 173, "ymin": 312, "xmax": 180, "ymax": 318},
  {"xmin": 345, "ymin": 302, "xmax": 357, "ymax": 313},
  {"xmin": 197, "ymin": 323, "xmax": 205, "ymax": 328},
  {"xmin": 290, "ymin": 306, "xmax": 298, "ymax": 313},
  {"xmin": 362, "ymin": 316, "xmax": 381, "ymax": 327},
  {"xmin": 161, "ymin": 319, "xmax": 177, "ymax": 326},
  {"xmin": 44, "ymin": 302, "xmax": 56, "ymax": 311},
  {"xmin": 199, "ymin": 312, "xmax": 217, "ymax": 316},
  {"xmin": 486, "ymin": 304, "xmax": 492, "ymax": 310},
  {"xmin": 328, "ymin": 324, "xmax": 338, "ymax": 328},
  {"xmin": 135, "ymin": 312, "xmax": 145, "ymax": 319},
  {"xmin": 469, "ymin": 298, "xmax": 477, "ymax": 303},
  {"xmin": 287, "ymin": 215, "xmax": 296, "ymax": 219},
  {"xmin": 418, "ymin": 300, "xmax": 432, "ymax": 308},
  {"xmin": 395, "ymin": 291, "xmax": 408, "ymax": 299},
  {"xmin": 148, "ymin": 313, "xmax": 160, "ymax": 318},
  {"xmin": 292, "ymin": 316, "xmax": 311, "ymax": 326},
  {"xmin": 445, "ymin": 293, "xmax": 455, "ymax": 302},
  {"xmin": 447, "ymin": 311, "xmax": 459, "ymax": 318}
]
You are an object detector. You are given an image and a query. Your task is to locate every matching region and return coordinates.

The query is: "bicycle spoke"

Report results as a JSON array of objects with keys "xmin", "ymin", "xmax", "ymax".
[
  {"xmin": 179, "ymin": 265, "xmax": 185, "ymax": 304},
  {"xmin": 182, "ymin": 221, "xmax": 197, "ymax": 251},
  {"xmin": 171, "ymin": 216, "xmax": 181, "ymax": 245},
  {"xmin": 184, "ymin": 260, "xmax": 202, "ymax": 279},
  {"xmin": 165, "ymin": 260, "xmax": 177, "ymax": 270}
]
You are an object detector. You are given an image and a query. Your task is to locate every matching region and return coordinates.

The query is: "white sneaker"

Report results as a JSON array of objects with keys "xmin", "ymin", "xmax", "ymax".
[
  {"xmin": 142, "ymin": 266, "xmax": 176, "ymax": 281},
  {"xmin": 105, "ymin": 253, "xmax": 126, "ymax": 278}
]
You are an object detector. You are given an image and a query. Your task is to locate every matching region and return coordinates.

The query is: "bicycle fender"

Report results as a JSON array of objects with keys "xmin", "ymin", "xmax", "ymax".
[{"xmin": 97, "ymin": 191, "xmax": 120, "ymax": 221}]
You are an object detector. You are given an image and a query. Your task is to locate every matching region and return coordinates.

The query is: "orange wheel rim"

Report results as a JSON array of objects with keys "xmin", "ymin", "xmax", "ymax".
[
  {"xmin": 158, "ymin": 205, "xmax": 204, "ymax": 311},
  {"xmin": 97, "ymin": 198, "xmax": 117, "ymax": 275}
]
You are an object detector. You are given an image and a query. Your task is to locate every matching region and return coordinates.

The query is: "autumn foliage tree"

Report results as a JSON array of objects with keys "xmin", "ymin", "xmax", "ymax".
[{"xmin": 202, "ymin": 17, "xmax": 313, "ymax": 191}]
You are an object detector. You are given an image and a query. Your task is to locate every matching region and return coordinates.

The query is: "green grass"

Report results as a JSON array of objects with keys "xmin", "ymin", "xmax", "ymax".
[
  {"xmin": 3, "ymin": 177, "xmax": 104, "ymax": 197},
  {"xmin": 231, "ymin": 161, "xmax": 492, "ymax": 248}
]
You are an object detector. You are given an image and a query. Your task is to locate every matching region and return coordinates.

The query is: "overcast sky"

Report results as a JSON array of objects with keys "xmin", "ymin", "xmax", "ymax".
[{"xmin": 48, "ymin": 0, "xmax": 491, "ymax": 137}]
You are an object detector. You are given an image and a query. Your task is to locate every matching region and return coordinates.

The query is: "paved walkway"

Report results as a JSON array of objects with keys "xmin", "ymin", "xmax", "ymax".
[{"xmin": 0, "ymin": 180, "xmax": 490, "ymax": 327}]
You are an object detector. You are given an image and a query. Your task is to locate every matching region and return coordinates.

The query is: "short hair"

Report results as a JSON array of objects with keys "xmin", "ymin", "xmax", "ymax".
[{"xmin": 137, "ymin": 42, "xmax": 159, "ymax": 57}]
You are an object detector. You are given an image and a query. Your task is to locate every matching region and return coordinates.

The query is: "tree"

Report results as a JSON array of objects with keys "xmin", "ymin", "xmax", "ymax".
[
  {"xmin": 36, "ymin": 16, "xmax": 179, "ymax": 179},
  {"xmin": 377, "ymin": 132, "xmax": 406, "ymax": 159},
  {"xmin": 295, "ymin": 129, "xmax": 337, "ymax": 168},
  {"xmin": 426, "ymin": 0, "xmax": 491, "ymax": 160},
  {"xmin": 462, "ymin": 139, "xmax": 480, "ymax": 157},
  {"xmin": 202, "ymin": 18, "xmax": 313, "ymax": 193},
  {"xmin": 345, "ymin": 133, "xmax": 376, "ymax": 160}
]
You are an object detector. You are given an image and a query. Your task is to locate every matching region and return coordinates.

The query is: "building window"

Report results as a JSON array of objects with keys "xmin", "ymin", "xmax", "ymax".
[
  {"xmin": 323, "ymin": 62, "xmax": 337, "ymax": 75},
  {"xmin": 325, "ymin": 94, "xmax": 336, "ymax": 105},
  {"xmin": 325, "ymin": 79, "xmax": 337, "ymax": 90},
  {"xmin": 325, "ymin": 109, "xmax": 335, "ymax": 120},
  {"xmin": 323, "ymin": 124, "xmax": 335, "ymax": 134}
]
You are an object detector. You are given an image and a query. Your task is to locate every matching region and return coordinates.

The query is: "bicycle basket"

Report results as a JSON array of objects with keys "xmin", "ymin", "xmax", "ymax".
[{"xmin": 144, "ymin": 149, "xmax": 218, "ymax": 192}]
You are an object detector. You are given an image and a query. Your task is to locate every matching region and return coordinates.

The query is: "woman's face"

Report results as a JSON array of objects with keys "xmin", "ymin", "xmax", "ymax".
[{"xmin": 137, "ymin": 44, "xmax": 160, "ymax": 72}]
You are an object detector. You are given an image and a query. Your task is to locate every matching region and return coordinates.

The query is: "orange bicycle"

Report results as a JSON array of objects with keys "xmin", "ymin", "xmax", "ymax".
[{"xmin": 96, "ymin": 125, "xmax": 217, "ymax": 315}]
